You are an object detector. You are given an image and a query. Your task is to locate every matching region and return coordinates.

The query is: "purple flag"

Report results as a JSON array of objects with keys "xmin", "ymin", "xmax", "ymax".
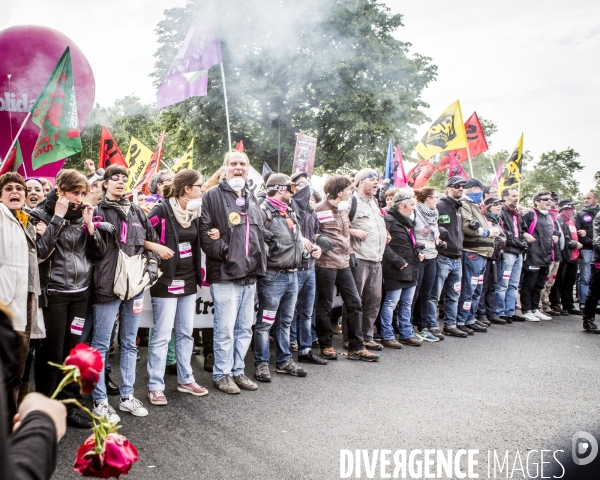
[{"xmin": 156, "ymin": 0, "xmax": 222, "ymax": 108}]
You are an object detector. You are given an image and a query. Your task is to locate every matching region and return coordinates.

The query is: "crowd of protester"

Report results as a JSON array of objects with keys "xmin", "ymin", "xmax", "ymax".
[{"xmin": 2, "ymin": 151, "xmax": 600, "ymax": 461}]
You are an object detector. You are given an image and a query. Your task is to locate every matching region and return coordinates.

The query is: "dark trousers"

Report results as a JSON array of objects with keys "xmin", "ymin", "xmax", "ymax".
[
  {"xmin": 583, "ymin": 265, "xmax": 600, "ymax": 319},
  {"xmin": 35, "ymin": 290, "xmax": 89, "ymax": 397},
  {"xmin": 413, "ymin": 258, "xmax": 437, "ymax": 330},
  {"xmin": 201, "ymin": 328, "xmax": 214, "ymax": 356},
  {"xmin": 520, "ymin": 266, "xmax": 549, "ymax": 312},
  {"xmin": 477, "ymin": 258, "xmax": 500, "ymax": 318},
  {"xmin": 551, "ymin": 260, "xmax": 578, "ymax": 310},
  {"xmin": 315, "ymin": 266, "xmax": 364, "ymax": 351}
]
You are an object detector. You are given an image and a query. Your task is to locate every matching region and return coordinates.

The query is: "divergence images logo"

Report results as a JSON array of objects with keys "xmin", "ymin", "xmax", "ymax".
[{"xmin": 572, "ymin": 431, "xmax": 598, "ymax": 466}]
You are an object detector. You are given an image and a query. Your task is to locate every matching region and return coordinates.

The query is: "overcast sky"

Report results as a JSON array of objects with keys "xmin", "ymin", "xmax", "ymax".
[{"xmin": 3, "ymin": 0, "xmax": 599, "ymax": 189}]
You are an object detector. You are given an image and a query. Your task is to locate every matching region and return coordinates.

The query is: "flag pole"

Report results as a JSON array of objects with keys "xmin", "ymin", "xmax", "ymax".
[
  {"xmin": 220, "ymin": 63, "xmax": 232, "ymax": 152},
  {"xmin": 466, "ymin": 144, "xmax": 474, "ymax": 178},
  {"xmin": 0, "ymin": 112, "xmax": 31, "ymax": 171},
  {"xmin": 489, "ymin": 152, "xmax": 499, "ymax": 185}
]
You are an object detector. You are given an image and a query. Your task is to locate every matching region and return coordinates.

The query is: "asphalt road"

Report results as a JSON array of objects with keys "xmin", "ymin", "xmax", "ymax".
[{"xmin": 51, "ymin": 314, "xmax": 600, "ymax": 479}]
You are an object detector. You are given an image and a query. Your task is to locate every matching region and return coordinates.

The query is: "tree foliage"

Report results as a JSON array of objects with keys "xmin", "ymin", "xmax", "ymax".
[{"xmin": 519, "ymin": 148, "xmax": 583, "ymax": 205}]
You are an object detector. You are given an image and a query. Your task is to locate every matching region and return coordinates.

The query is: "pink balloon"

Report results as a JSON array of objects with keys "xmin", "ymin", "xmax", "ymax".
[{"xmin": 0, "ymin": 25, "xmax": 95, "ymax": 178}]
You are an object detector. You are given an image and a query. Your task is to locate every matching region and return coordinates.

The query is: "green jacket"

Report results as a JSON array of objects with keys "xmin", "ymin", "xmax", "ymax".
[{"xmin": 460, "ymin": 197, "xmax": 494, "ymax": 258}]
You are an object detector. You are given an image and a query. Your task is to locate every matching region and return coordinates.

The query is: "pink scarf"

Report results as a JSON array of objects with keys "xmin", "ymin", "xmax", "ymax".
[{"xmin": 266, "ymin": 197, "xmax": 289, "ymax": 215}]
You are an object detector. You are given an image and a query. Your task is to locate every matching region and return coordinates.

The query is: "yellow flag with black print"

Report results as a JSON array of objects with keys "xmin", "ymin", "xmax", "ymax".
[
  {"xmin": 498, "ymin": 133, "xmax": 524, "ymax": 192},
  {"xmin": 171, "ymin": 139, "xmax": 194, "ymax": 174},
  {"xmin": 416, "ymin": 100, "xmax": 468, "ymax": 160},
  {"xmin": 125, "ymin": 137, "xmax": 154, "ymax": 191}
]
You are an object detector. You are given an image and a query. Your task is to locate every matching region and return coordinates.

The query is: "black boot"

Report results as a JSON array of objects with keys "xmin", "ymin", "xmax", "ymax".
[
  {"xmin": 106, "ymin": 373, "xmax": 120, "ymax": 396},
  {"xmin": 583, "ymin": 318, "xmax": 600, "ymax": 333},
  {"xmin": 67, "ymin": 407, "xmax": 93, "ymax": 429}
]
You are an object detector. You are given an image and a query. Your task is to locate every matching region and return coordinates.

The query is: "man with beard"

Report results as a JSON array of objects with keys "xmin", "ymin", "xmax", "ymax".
[
  {"xmin": 495, "ymin": 187, "xmax": 529, "ymax": 322},
  {"xmin": 428, "ymin": 176, "xmax": 468, "ymax": 338},
  {"xmin": 344, "ymin": 168, "xmax": 388, "ymax": 351},
  {"xmin": 200, "ymin": 151, "xmax": 267, "ymax": 394},
  {"xmin": 253, "ymin": 174, "xmax": 310, "ymax": 382}
]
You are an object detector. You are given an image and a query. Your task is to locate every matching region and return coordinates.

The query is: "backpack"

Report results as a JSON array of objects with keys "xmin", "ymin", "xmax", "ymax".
[{"xmin": 113, "ymin": 250, "xmax": 161, "ymax": 301}]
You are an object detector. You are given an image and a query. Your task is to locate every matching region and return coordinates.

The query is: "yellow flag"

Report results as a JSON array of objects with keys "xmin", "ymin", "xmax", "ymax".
[
  {"xmin": 125, "ymin": 137, "xmax": 153, "ymax": 191},
  {"xmin": 498, "ymin": 133, "xmax": 524, "ymax": 193},
  {"xmin": 171, "ymin": 139, "xmax": 194, "ymax": 174},
  {"xmin": 416, "ymin": 100, "xmax": 468, "ymax": 160}
]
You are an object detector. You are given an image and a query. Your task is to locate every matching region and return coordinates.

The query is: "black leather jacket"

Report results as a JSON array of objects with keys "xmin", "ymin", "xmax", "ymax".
[
  {"xmin": 575, "ymin": 206, "xmax": 600, "ymax": 250},
  {"xmin": 261, "ymin": 200, "xmax": 305, "ymax": 271},
  {"xmin": 436, "ymin": 195, "xmax": 464, "ymax": 257},
  {"xmin": 30, "ymin": 196, "xmax": 105, "ymax": 293}
]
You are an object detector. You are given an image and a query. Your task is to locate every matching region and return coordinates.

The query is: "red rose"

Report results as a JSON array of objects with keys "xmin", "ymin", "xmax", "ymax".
[
  {"xmin": 64, "ymin": 343, "xmax": 103, "ymax": 394},
  {"xmin": 74, "ymin": 433, "xmax": 139, "ymax": 478}
]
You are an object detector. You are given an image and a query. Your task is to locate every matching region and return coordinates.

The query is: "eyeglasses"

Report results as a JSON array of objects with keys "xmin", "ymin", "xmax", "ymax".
[
  {"xmin": 450, "ymin": 184, "xmax": 466, "ymax": 189},
  {"xmin": 490, "ymin": 202, "xmax": 503, "ymax": 207},
  {"xmin": 109, "ymin": 175, "xmax": 128, "ymax": 183},
  {"xmin": 190, "ymin": 184, "xmax": 203, "ymax": 188},
  {"xmin": 161, "ymin": 178, "xmax": 173, "ymax": 184},
  {"xmin": 362, "ymin": 172, "xmax": 379, "ymax": 181},
  {"xmin": 3, "ymin": 185, "xmax": 25, "ymax": 193},
  {"xmin": 538, "ymin": 197, "xmax": 552, "ymax": 202}
]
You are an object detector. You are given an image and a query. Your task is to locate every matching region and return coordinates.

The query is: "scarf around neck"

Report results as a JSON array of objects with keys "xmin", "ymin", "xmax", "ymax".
[
  {"xmin": 267, "ymin": 196, "xmax": 289, "ymax": 215},
  {"xmin": 169, "ymin": 197, "xmax": 199, "ymax": 228},
  {"xmin": 104, "ymin": 196, "xmax": 131, "ymax": 218},
  {"xmin": 416, "ymin": 201, "xmax": 438, "ymax": 226}
]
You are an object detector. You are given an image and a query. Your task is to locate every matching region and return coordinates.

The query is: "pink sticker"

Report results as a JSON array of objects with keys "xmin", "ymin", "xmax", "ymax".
[
  {"xmin": 462, "ymin": 301, "xmax": 472, "ymax": 311},
  {"xmin": 168, "ymin": 280, "xmax": 185, "ymax": 295},
  {"xmin": 133, "ymin": 299, "xmax": 144, "ymax": 315},
  {"xmin": 262, "ymin": 309, "xmax": 277, "ymax": 324},
  {"xmin": 179, "ymin": 242, "xmax": 192, "ymax": 259},
  {"xmin": 317, "ymin": 210, "xmax": 334, "ymax": 223}
]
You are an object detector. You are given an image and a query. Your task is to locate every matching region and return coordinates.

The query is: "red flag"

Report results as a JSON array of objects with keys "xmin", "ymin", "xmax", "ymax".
[
  {"xmin": 437, "ymin": 112, "xmax": 489, "ymax": 171},
  {"xmin": 134, "ymin": 131, "xmax": 165, "ymax": 194},
  {"xmin": 406, "ymin": 160, "xmax": 436, "ymax": 189},
  {"xmin": 236, "ymin": 140, "xmax": 244, "ymax": 152},
  {"xmin": 99, "ymin": 126, "xmax": 127, "ymax": 169},
  {"xmin": 448, "ymin": 153, "xmax": 469, "ymax": 179},
  {"xmin": 492, "ymin": 161, "xmax": 503, "ymax": 187},
  {"xmin": 393, "ymin": 146, "xmax": 407, "ymax": 187},
  {"xmin": 0, "ymin": 140, "xmax": 24, "ymax": 175}
]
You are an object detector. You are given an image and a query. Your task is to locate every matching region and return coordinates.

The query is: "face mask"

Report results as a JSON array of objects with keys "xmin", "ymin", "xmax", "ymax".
[
  {"xmin": 228, "ymin": 177, "xmax": 245, "ymax": 191},
  {"xmin": 466, "ymin": 192, "xmax": 483, "ymax": 204},
  {"xmin": 538, "ymin": 209, "xmax": 549, "ymax": 215},
  {"xmin": 185, "ymin": 198, "xmax": 202, "ymax": 211},
  {"xmin": 337, "ymin": 200, "xmax": 349, "ymax": 211}
]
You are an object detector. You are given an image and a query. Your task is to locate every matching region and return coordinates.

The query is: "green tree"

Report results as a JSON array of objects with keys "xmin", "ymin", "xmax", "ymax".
[
  {"xmin": 519, "ymin": 148, "xmax": 583, "ymax": 206},
  {"xmin": 152, "ymin": 0, "xmax": 437, "ymax": 174}
]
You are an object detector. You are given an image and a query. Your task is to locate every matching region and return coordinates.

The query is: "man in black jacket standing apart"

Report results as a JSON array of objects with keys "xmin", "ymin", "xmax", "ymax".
[
  {"xmin": 575, "ymin": 192, "xmax": 600, "ymax": 311},
  {"xmin": 428, "ymin": 176, "xmax": 469, "ymax": 338},
  {"xmin": 200, "ymin": 151, "xmax": 267, "ymax": 394}
]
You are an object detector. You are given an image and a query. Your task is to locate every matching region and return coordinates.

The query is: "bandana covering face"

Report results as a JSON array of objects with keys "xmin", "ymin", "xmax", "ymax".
[
  {"xmin": 266, "ymin": 197, "xmax": 295, "ymax": 231},
  {"xmin": 466, "ymin": 192, "xmax": 483, "ymax": 204},
  {"xmin": 560, "ymin": 207, "xmax": 575, "ymax": 221}
]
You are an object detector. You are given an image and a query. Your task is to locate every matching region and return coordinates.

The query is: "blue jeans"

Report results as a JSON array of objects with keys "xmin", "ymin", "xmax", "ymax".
[
  {"xmin": 291, "ymin": 269, "xmax": 316, "ymax": 355},
  {"xmin": 457, "ymin": 252, "xmax": 487, "ymax": 325},
  {"xmin": 91, "ymin": 293, "xmax": 143, "ymax": 402},
  {"xmin": 494, "ymin": 253, "xmax": 523, "ymax": 317},
  {"xmin": 428, "ymin": 255, "xmax": 462, "ymax": 328},
  {"xmin": 380, "ymin": 286, "xmax": 417, "ymax": 340},
  {"xmin": 412, "ymin": 258, "xmax": 437, "ymax": 330},
  {"xmin": 210, "ymin": 282, "xmax": 256, "ymax": 382},
  {"xmin": 578, "ymin": 249, "xmax": 594, "ymax": 308},
  {"xmin": 147, "ymin": 295, "xmax": 196, "ymax": 391},
  {"xmin": 254, "ymin": 271, "xmax": 299, "ymax": 366}
]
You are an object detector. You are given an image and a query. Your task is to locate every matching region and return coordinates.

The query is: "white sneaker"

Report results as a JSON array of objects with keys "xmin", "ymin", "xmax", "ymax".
[
  {"xmin": 92, "ymin": 399, "xmax": 121, "ymax": 424},
  {"xmin": 533, "ymin": 309, "xmax": 552, "ymax": 321},
  {"xmin": 119, "ymin": 394, "xmax": 149, "ymax": 417},
  {"xmin": 522, "ymin": 311, "xmax": 540, "ymax": 322}
]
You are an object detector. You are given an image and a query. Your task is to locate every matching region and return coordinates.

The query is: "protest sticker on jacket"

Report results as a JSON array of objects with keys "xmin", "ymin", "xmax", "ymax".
[{"xmin": 292, "ymin": 134, "xmax": 317, "ymax": 177}]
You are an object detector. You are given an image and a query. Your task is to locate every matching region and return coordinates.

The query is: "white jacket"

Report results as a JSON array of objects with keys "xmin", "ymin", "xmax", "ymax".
[{"xmin": 0, "ymin": 203, "xmax": 42, "ymax": 334}]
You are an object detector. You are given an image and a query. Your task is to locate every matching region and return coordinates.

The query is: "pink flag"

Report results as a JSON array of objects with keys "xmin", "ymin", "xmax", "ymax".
[
  {"xmin": 393, "ymin": 146, "xmax": 407, "ymax": 187},
  {"xmin": 492, "ymin": 160, "xmax": 503, "ymax": 187},
  {"xmin": 448, "ymin": 153, "xmax": 469, "ymax": 180}
]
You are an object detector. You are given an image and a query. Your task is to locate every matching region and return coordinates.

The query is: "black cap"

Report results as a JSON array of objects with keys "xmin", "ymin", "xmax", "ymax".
[
  {"xmin": 465, "ymin": 178, "xmax": 484, "ymax": 189},
  {"xmin": 445, "ymin": 175, "xmax": 467, "ymax": 187},
  {"xmin": 291, "ymin": 172, "xmax": 308, "ymax": 183},
  {"xmin": 558, "ymin": 198, "xmax": 576, "ymax": 209},
  {"xmin": 483, "ymin": 196, "xmax": 506, "ymax": 206}
]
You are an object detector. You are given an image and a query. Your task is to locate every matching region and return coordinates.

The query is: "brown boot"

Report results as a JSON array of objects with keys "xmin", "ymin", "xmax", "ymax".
[
  {"xmin": 321, "ymin": 347, "xmax": 338, "ymax": 360},
  {"xmin": 380, "ymin": 339, "xmax": 402, "ymax": 349},
  {"xmin": 398, "ymin": 336, "xmax": 423, "ymax": 347}
]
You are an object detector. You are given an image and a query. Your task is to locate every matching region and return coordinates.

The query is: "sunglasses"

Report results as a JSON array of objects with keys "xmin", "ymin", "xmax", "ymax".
[
  {"xmin": 363, "ymin": 172, "xmax": 379, "ymax": 180},
  {"xmin": 295, "ymin": 181, "xmax": 308, "ymax": 188},
  {"xmin": 267, "ymin": 183, "xmax": 296, "ymax": 193},
  {"xmin": 3, "ymin": 185, "xmax": 25, "ymax": 193},
  {"xmin": 109, "ymin": 175, "xmax": 129, "ymax": 183},
  {"xmin": 538, "ymin": 197, "xmax": 552, "ymax": 202},
  {"xmin": 449, "ymin": 184, "xmax": 466, "ymax": 189},
  {"xmin": 490, "ymin": 202, "xmax": 503, "ymax": 207}
]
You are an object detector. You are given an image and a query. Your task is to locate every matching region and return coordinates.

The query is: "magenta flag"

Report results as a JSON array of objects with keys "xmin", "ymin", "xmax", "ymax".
[
  {"xmin": 156, "ymin": 0, "xmax": 222, "ymax": 108},
  {"xmin": 448, "ymin": 153, "xmax": 469, "ymax": 180},
  {"xmin": 393, "ymin": 146, "xmax": 407, "ymax": 187},
  {"xmin": 492, "ymin": 161, "xmax": 503, "ymax": 187}
]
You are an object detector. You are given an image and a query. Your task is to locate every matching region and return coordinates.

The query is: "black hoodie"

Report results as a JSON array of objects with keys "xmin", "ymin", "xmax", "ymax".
[
  {"xmin": 382, "ymin": 208, "xmax": 420, "ymax": 290},
  {"xmin": 436, "ymin": 194, "xmax": 464, "ymax": 257},
  {"xmin": 291, "ymin": 185, "xmax": 319, "ymax": 269}
]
